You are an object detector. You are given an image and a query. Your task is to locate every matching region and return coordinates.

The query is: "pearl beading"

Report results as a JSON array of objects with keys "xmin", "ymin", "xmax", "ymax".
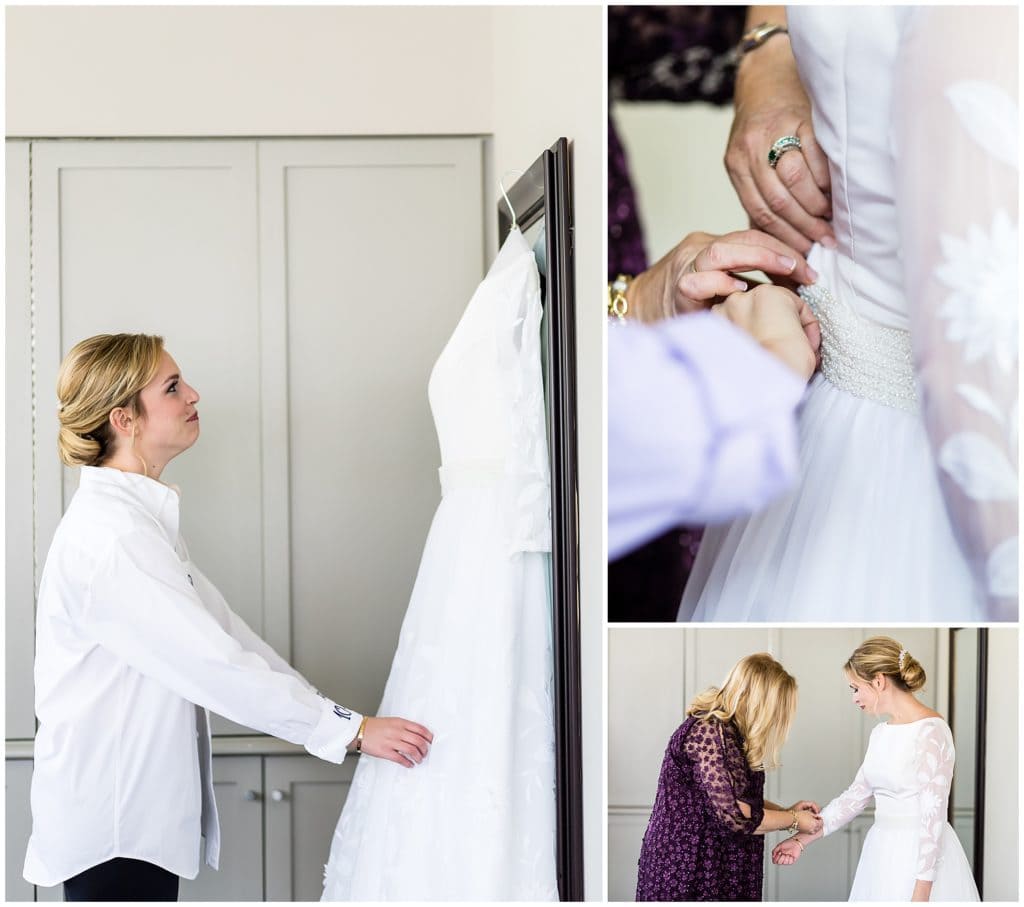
[{"xmin": 799, "ymin": 282, "xmax": 918, "ymax": 413}]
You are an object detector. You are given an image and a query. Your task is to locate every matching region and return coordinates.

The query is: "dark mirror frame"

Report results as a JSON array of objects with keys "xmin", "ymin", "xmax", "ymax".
[
  {"xmin": 497, "ymin": 137, "xmax": 582, "ymax": 901},
  {"xmin": 947, "ymin": 627, "xmax": 988, "ymax": 897}
]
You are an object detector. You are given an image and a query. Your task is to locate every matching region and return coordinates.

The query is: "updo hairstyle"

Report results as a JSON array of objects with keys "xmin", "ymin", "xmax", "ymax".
[
  {"xmin": 844, "ymin": 635, "xmax": 926, "ymax": 693},
  {"xmin": 56, "ymin": 334, "xmax": 164, "ymax": 467}
]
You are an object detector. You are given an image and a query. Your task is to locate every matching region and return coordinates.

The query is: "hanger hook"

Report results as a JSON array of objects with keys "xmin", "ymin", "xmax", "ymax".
[{"xmin": 499, "ymin": 169, "xmax": 524, "ymax": 231}]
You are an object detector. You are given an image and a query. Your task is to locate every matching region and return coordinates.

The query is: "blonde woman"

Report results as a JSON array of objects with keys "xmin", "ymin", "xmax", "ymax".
[
  {"xmin": 772, "ymin": 637, "xmax": 979, "ymax": 901},
  {"xmin": 636, "ymin": 653, "xmax": 821, "ymax": 901},
  {"xmin": 23, "ymin": 334, "xmax": 432, "ymax": 901}
]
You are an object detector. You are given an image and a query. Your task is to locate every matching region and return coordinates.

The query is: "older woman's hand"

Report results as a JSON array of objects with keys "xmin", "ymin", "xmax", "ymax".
[
  {"xmin": 787, "ymin": 800, "xmax": 821, "ymax": 815},
  {"xmin": 710, "ymin": 283, "xmax": 821, "ymax": 380},
  {"xmin": 794, "ymin": 807, "xmax": 823, "ymax": 835},
  {"xmin": 626, "ymin": 229, "xmax": 818, "ymax": 324},
  {"xmin": 725, "ymin": 28, "xmax": 836, "ymax": 254}
]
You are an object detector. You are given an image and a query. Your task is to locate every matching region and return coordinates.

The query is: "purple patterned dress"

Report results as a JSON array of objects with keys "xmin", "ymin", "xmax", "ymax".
[{"xmin": 636, "ymin": 716, "xmax": 765, "ymax": 902}]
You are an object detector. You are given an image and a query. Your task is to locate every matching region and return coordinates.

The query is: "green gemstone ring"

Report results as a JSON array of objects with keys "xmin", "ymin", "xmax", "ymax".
[{"xmin": 768, "ymin": 135, "xmax": 802, "ymax": 169}]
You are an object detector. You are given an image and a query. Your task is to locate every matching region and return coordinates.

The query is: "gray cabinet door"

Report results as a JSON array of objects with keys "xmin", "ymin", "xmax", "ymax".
[
  {"xmin": 5, "ymin": 760, "xmax": 34, "ymax": 902},
  {"xmin": 264, "ymin": 754, "xmax": 356, "ymax": 902},
  {"xmin": 258, "ymin": 138, "xmax": 485, "ymax": 717},
  {"xmin": 28, "ymin": 139, "xmax": 269, "ymax": 737},
  {"xmin": 5, "ymin": 142, "xmax": 36, "ymax": 742},
  {"xmin": 179, "ymin": 756, "xmax": 263, "ymax": 902}
]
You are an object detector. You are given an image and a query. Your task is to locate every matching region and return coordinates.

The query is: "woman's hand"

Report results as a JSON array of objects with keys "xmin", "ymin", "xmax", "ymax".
[
  {"xmin": 626, "ymin": 229, "xmax": 818, "ymax": 324},
  {"xmin": 787, "ymin": 799, "xmax": 821, "ymax": 815},
  {"xmin": 725, "ymin": 27, "xmax": 836, "ymax": 254},
  {"xmin": 794, "ymin": 807, "xmax": 823, "ymax": 835},
  {"xmin": 710, "ymin": 283, "xmax": 821, "ymax": 380},
  {"xmin": 772, "ymin": 837, "xmax": 804, "ymax": 865},
  {"xmin": 357, "ymin": 716, "xmax": 433, "ymax": 768}
]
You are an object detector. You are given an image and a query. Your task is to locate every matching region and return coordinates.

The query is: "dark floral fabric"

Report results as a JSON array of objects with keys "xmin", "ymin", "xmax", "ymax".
[{"xmin": 636, "ymin": 716, "xmax": 766, "ymax": 902}]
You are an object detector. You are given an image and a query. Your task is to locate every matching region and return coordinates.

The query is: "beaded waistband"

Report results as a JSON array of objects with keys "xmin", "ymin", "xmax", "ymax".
[{"xmin": 799, "ymin": 283, "xmax": 918, "ymax": 413}]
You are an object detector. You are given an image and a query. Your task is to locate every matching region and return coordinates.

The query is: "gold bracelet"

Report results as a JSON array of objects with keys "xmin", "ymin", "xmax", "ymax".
[
  {"xmin": 737, "ymin": 22, "xmax": 789, "ymax": 56},
  {"xmin": 355, "ymin": 716, "xmax": 369, "ymax": 753},
  {"xmin": 608, "ymin": 274, "xmax": 632, "ymax": 321},
  {"xmin": 787, "ymin": 810, "xmax": 800, "ymax": 833}
]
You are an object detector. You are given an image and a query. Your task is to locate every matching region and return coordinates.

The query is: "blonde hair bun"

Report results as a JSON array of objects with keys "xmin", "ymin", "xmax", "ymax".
[
  {"xmin": 846, "ymin": 636, "xmax": 926, "ymax": 693},
  {"xmin": 56, "ymin": 334, "xmax": 164, "ymax": 468}
]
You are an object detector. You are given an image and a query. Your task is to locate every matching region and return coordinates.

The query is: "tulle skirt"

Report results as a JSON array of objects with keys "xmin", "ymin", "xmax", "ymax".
[
  {"xmin": 848, "ymin": 818, "xmax": 978, "ymax": 901},
  {"xmin": 680, "ymin": 371, "xmax": 987, "ymax": 622},
  {"xmin": 321, "ymin": 480, "xmax": 557, "ymax": 901}
]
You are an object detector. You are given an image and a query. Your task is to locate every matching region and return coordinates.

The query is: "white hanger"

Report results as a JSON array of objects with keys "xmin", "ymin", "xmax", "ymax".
[{"xmin": 499, "ymin": 169, "xmax": 524, "ymax": 232}]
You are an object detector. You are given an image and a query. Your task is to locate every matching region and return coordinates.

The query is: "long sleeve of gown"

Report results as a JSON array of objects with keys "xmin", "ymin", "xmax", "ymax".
[
  {"xmin": 913, "ymin": 721, "xmax": 956, "ymax": 882},
  {"xmin": 607, "ymin": 313, "xmax": 805, "ymax": 560},
  {"xmin": 682, "ymin": 718, "xmax": 763, "ymax": 835},
  {"xmin": 820, "ymin": 759, "xmax": 874, "ymax": 837},
  {"xmin": 893, "ymin": 6, "xmax": 1019, "ymax": 618}
]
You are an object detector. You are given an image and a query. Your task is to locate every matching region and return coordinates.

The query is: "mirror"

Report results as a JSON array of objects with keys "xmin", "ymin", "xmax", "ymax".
[
  {"xmin": 948, "ymin": 627, "xmax": 988, "ymax": 896},
  {"xmin": 498, "ymin": 138, "xmax": 582, "ymax": 901}
]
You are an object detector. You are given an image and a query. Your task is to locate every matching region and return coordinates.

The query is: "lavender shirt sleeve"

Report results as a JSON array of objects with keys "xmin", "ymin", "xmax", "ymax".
[{"xmin": 608, "ymin": 312, "xmax": 806, "ymax": 561}]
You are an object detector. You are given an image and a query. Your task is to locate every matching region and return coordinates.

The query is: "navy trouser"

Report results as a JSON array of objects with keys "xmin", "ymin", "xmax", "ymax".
[{"xmin": 64, "ymin": 857, "xmax": 179, "ymax": 902}]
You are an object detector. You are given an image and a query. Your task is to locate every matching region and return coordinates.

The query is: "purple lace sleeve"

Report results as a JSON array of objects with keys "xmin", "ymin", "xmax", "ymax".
[{"xmin": 681, "ymin": 718, "xmax": 763, "ymax": 835}]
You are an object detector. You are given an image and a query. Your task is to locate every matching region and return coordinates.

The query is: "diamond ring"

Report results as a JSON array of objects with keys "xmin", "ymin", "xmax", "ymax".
[{"xmin": 768, "ymin": 135, "xmax": 802, "ymax": 169}]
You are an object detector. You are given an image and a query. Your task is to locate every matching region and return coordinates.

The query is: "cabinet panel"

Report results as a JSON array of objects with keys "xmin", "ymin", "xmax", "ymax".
[
  {"xmin": 29, "ymin": 140, "xmax": 272, "ymax": 736},
  {"xmin": 607, "ymin": 628, "xmax": 685, "ymax": 806},
  {"xmin": 5, "ymin": 141, "xmax": 36, "ymax": 741},
  {"xmin": 179, "ymin": 756, "xmax": 263, "ymax": 902},
  {"xmin": 261, "ymin": 138, "xmax": 484, "ymax": 714},
  {"xmin": 5, "ymin": 760, "xmax": 34, "ymax": 902},
  {"xmin": 264, "ymin": 754, "xmax": 356, "ymax": 901}
]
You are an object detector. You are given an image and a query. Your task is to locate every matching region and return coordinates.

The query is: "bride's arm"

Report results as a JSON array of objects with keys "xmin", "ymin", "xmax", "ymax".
[
  {"xmin": 893, "ymin": 7, "xmax": 1018, "ymax": 618},
  {"xmin": 910, "ymin": 723, "xmax": 956, "ymax": 901}
]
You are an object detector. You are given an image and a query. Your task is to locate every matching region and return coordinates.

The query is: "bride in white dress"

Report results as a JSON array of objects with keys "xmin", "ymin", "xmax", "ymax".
[
  {"xmin": 321, "ymin": 227, "xmax": 558, "ymax": 900},
  {"xmin": 682, "ymin": 6, "xmax": 1018, "ymax": 622},
  {"xmin": 772, "ymin": 637, "xmax": 979, "ymax": 902}
]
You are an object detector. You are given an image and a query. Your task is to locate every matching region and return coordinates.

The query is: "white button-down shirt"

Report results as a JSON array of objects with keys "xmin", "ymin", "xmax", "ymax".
[{"xmin": 23, "ymin": 466, "xmax": 362, "ymax": 887}]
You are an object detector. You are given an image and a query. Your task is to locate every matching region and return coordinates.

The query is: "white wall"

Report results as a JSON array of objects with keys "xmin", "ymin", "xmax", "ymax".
[
  {"xmin": 984, "ymin": 629, "xmax": 1019, "ymax": 901},
  {"xmin": 6, "ymin": 4, "xmax": 605, "ymax": 898},
  {"xmin": 5, "ymin": 6, "xmax": 494, "ymax": 137}
]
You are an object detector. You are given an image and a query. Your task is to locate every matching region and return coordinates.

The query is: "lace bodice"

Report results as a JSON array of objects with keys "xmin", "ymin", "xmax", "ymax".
[
  {"xmin": 821, "ymin": 718, "xmax": 955, "ymax": 882},
  {"xmin": 789, "ymin": 7, "xmax": 1018, "ymax": 615},
  {"xmin": 427, "ymin": 228, "xmax": 550, "ymax": 553}
]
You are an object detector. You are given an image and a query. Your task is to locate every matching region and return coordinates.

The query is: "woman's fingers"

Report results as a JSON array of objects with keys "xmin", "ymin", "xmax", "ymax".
[
  {"xmin": 750, "ymin": 161, "xmax": 836, "ymax": 251},
  {"xmin": 731, "ymin": 169, "xmax": 814, "ymax": 255},
  {"xmin": 692, "ymin": 237, "xmax": 810, "ymax": 285},
  {"xmin": 677, "ymin": 268, "xmax": 750, "ymax": 303},
  {"xmin": 403, "ymin": 721, "xmax": 434, "ymax": 744},
  {"xmin": 399, "ymin": 733, "xmax": 430, "ymax": 759},
  {"xmin": 772, "ymin": 141, "xmax": 832, "ymax": 220},
  {"xmin": 796, "ymin": 121, "xmax": 832, "ymax": 197}
]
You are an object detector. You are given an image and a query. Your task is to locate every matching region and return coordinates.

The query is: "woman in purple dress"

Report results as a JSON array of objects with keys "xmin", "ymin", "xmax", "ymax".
[{"xmin": 636, "ymin": 653, "xmax": 822, "ymax": 901}]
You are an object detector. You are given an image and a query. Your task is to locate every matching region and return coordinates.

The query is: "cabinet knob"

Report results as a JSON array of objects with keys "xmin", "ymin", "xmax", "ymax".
[
  {"xmin": 271, "ymin": 788, "xmax": 288, "ymax": 802},
  {"xmin": 243, "ymin": 789, "xmax": 261, "ymax": 802}
]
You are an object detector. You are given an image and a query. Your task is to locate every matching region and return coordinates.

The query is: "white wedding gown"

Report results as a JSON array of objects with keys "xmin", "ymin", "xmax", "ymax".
[
  {"xmin": 820, "ymin": 717, "xmax": 978, "ymax": 901},
  {"xmin": 682, "ymin": 7, "xmax": 1018, "ymax": 622},
  {"xmin": 321, "ymin": 228, "xmax": 558, "ymax": 901}
]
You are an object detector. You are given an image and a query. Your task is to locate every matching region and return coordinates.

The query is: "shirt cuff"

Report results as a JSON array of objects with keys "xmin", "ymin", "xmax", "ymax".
[{"xmin": 303, "ymin": 698, "xmax": 363, "ymax": 764}]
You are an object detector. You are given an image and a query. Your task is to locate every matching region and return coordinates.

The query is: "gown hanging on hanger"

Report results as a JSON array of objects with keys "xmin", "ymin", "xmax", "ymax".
[{"xmin": 321, "ymin": 227, "xmax": 558, "ymax": 901}]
